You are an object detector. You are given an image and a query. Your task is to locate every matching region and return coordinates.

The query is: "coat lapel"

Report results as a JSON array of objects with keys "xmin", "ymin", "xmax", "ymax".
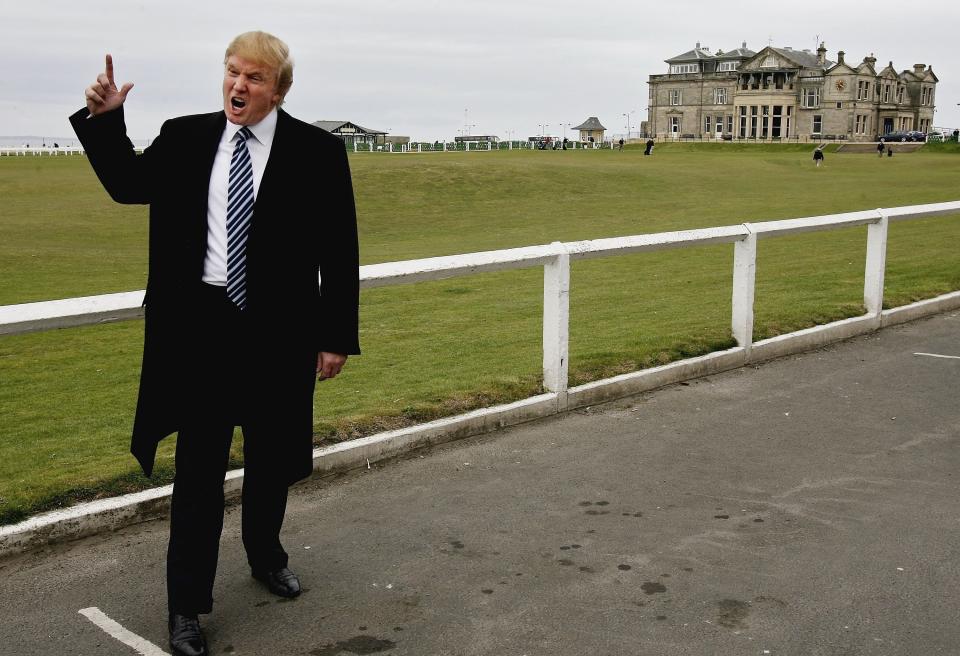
[{"xmin": 254, "ymin": 108, "xmax": 294, "ymax": 214}]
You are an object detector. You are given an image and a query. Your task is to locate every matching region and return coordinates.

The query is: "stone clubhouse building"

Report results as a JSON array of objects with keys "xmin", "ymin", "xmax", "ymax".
[{"xmin": 646, "ymin": 41, "xmax": 938, "ymax": 141}]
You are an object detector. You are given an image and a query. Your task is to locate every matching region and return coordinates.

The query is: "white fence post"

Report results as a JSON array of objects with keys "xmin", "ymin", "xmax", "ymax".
[
  {"xmin": 864, "ymin": 210, "xmax": 889, "ymax": 316},
  {"xmin": 543, "ymin": 243, "xmax": 570, "ymax": 405},
  {"xmin": 731, "ymin": 230, "xmax": 757, "ymax": 350}
]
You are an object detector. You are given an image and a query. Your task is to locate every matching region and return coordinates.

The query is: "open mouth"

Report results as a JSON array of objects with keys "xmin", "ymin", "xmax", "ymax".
[{"xmin": 231, "ymin": 97, "xmax": 246, "ymax": 109}]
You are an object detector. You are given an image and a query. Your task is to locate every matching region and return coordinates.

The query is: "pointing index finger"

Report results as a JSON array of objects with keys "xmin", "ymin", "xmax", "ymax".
[{"xmin": 105, "ymin": 54, "xmax": 115, "ymax": 87}]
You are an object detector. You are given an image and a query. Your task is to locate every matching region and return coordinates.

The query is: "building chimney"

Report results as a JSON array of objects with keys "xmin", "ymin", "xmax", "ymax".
[
  {"xmin": 864, "ymin": 54, "xmax": 877, "ymax": 67},
  {"xmin": 742, "ymin": 41, "xmax": 747, "ymax": 49},
  {"xmin": 913, "ymin": 63, "xmax": 926, "ymax": 74},
  {"xmin": 696, "ymin": 41, "xmax": 701, "ymax": 48},
  {"xmin": 817, "ymin": 42, "xmax": 827, "ymax": 65},
  {"xmin": 837, "ymin": 50, "xmax": 845, "ymax": 65}
]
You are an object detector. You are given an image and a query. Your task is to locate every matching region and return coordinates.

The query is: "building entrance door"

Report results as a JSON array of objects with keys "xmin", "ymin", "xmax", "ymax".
[{"xmin": 670, "ymin": 117, "xmax": 681, "ymax": 138}]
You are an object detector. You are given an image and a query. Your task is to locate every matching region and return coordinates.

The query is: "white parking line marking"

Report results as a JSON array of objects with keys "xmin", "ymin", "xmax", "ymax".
[
  {"xmin": 914, "ymin": 352, "xmax": 960, "ymax": 360},
  {"xmin": 78, "ymin": 607, "xmax": 169, "ymax": 655}
]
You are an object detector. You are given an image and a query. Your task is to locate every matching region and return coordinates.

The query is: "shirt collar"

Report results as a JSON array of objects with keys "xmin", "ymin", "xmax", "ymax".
[{"xmin": 225, "ymin": 107, "xmax": 278, "ymax": 145}]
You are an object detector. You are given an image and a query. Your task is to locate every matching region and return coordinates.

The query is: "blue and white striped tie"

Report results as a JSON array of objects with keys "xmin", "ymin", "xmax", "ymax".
[{"xmin": 226, "ymin": 127, "xmax": 254, "ymax": 309}]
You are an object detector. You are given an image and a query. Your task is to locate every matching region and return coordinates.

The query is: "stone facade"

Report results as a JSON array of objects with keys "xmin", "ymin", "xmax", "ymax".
[{"xmin": 647, "ymin": 42, "xmax": 938, "ymax": 141}]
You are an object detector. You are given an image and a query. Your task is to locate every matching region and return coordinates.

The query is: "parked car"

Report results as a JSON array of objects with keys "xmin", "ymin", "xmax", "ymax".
[
  {"xmin": 879, "ymin": 132, "xmax": 909, "ymax": 142},
  {"xmin": 926, "ymin": 132, "xmax": 944, "ymax": 142},
  {"xmin": 879, "ymin": 131, "xmax": 925, "ymax": 142}
]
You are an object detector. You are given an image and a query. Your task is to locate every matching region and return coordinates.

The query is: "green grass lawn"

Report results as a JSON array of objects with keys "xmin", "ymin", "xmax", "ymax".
[{"xmin": 1, "ymin": 144, "xmax": 959, "ymax": 524}]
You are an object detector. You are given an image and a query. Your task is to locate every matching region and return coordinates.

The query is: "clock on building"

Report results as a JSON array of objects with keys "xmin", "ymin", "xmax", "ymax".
[{"xmin": 835, "ymin": 79, "xmax": 846, "ymax": 91}]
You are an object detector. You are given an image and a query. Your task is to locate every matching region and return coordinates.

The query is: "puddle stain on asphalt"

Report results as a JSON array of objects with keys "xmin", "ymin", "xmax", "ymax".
[
  {"xmin": 641, "ymin": 581, "xmax": 667, "ymax": 594},
  {"xmin": 717, "ymin": 599, "xmax": 751, "ymax": 628},
  {"xmin": 310, "ymin": 635, "xmax": 397, "ymax": 655}
]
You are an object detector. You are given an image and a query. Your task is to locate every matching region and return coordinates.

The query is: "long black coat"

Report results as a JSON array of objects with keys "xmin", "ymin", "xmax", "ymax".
[{"xmin": 69, "ymin": 106, "xmax": 360, "ymax": 484}]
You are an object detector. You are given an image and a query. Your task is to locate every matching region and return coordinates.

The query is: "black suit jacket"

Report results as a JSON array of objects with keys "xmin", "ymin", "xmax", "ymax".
[{"xmin": 70, "ymin": 106, "xmax": 360, "ymax": 483}]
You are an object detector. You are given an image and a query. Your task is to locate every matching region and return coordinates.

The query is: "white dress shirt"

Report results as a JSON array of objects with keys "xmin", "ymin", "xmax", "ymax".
[{"xmin": 202, "ymin": 108, "xmax": 278, "ymax": 285}]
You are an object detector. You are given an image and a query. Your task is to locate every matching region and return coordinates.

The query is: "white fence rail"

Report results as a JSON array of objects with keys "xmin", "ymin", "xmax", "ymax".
[
  {"xmin": 3, "ymin": 201, "xmax": 960, "ymax": 556},
  {"xmin": 2, "ymin": 201, "xmax": 960, "ymax": 410}
]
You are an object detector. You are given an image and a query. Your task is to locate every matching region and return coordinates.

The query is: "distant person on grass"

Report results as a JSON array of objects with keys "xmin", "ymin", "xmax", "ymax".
[
  {"xmin": 813, "ymin": 144, "xmax": 825, "ymax": 167},
  {"xmin": 877, "ymin": 140, "xmax": 885, "ymax": 157},
  {"xmin": 71, "ymin": 31, "xmax": 359, "ymax": 656},
  {"xmin": 644, "ymin": 138, "xmax": 654, "ymax": 156}
]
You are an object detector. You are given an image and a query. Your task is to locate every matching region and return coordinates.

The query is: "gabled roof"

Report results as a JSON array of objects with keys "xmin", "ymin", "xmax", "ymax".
[
  {"xmin": 769, "ymin": 47, "xmax": 833, "ymax": 69},
  {"xmin": 666, "ymin": 43, "xmax": 715, "ymax": 63},
  {"xmin": 311, "ymin": 120, "xmax": 386, "ymax": 135},
  {"xmin": 740, "ymin": 46, "xmax": 833, "ymax": 72},
  {"xmin": 901, "ymin": 66, "xmax": 939, "ymax": 83},
  {"xmin": 855, "ymin": 61, "xmax": 877, "ymax": 76},
  {"xmin": 716, "ymin": 43, "xmax": 755, "ymax": 59},
  {"xmin": 877, "ymin": 63, "xmax": 900, "ymax": 79},
  {"xmin": 572, "ymin": 116, "xmax": 606, "ymax": 131},
  {"xmin": 826, "ymin": 62, "xmax": 856, "ymax": 75}
]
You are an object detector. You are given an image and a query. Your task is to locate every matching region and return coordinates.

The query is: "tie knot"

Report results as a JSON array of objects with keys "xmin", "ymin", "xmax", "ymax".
[{"xmin": 237, "ymin": 127, "xmax": 253, "ymax": 143}]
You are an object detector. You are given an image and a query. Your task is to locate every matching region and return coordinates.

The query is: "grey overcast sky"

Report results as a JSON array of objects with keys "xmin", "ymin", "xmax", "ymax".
[{"xmin": 4, "ymin": 0, "xmax": 959, "ymax": 143}]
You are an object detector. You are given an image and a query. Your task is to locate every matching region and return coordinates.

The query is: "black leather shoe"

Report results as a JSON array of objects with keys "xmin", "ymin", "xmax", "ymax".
[
  {"xmin": 252, "ymin": 566, "xmax": 301, "ymax": 598},
  {"xmin": 168, "ymin": 613, "xmax": 207, "ymax": 656}
]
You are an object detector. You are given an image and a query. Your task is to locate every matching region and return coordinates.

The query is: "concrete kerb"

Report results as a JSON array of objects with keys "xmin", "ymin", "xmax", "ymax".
[
  {"xmin": 0, "ymin": 394, "xmax": 559, "ymax": 559},
  {"xmin": 882, "ymin": 291, "xmax": 960, "ymax": 327},
  {"xmin": 2, "ymin": 290, "xmax": 959, "ymax": 559}
]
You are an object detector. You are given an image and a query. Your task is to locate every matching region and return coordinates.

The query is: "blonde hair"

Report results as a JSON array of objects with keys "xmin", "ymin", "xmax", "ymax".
[{"xmin": 224, "ymin": 31, "xmax": 294, "ymax": 104}]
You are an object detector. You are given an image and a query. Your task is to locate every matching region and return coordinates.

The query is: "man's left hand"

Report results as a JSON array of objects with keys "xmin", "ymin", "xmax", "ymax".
[{"xmin": 317, "ymin": 352, "xmax": 348, "ymax": 380}]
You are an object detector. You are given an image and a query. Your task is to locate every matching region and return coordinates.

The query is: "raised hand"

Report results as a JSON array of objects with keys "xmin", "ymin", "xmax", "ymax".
[{"xmin": 84, "ymin": 54, "xmax": 134, "ymax": 115}]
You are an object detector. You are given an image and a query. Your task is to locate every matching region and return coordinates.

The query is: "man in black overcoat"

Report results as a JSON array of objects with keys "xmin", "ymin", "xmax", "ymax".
[{"xmin": 70, "ymin": 31, "xmax": 359, "ymax": 656}]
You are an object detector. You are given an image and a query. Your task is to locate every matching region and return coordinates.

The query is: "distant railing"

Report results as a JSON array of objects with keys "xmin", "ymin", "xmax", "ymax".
[
  {"xmin": 0, "ymin": 147, "xmax": 145, "ymax": 157},
  {"xmin": 349, "ymin": 140, "xmax": 607, "ymax": 153},
  {"xmin": 0, "ymin": 146, "xmax": 86, "ymax": 156},
  {"xmin": 3, "ymin": 201, "xmax": 959, "ymax": 409}
]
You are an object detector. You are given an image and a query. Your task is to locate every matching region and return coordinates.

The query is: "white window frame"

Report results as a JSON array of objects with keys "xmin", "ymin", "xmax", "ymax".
[
  {"xmin": 801, "ymin": 87, "xmax": 820, "ymax": 108},
  {"xmin": 715, "ymin": 87, "xmax": 727, "ymax": 104},
  {"xmin": 718, "ymin": 61, "xmax": 738, "ymax": 72},
  {"xmin": 812, "ymin": 114, "xmax": 822, "ymax": 135},
  {"xmin": 670, "ymin": 64, "xmax": 699, "ymax": 74},
  {"xmin": 669, "ymin": 89, "xmax": 683, "ymax": 106},
  {"xmin": 669, "ymin": 116, "xmax": 681, "ymax": 134}
]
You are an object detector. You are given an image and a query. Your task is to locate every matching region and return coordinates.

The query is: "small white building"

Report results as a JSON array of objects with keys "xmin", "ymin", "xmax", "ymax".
[
  {"xmin": 572, "ymin": 117, "xmax": 607, "ymax": 143},
  {"xmin": 312, "ymin": 120, "xmax": 387, "ymax": 146}
]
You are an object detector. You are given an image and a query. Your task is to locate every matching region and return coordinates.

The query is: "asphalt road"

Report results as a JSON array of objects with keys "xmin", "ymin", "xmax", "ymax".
[{"xmin": 2, "ymin": 312, "xmax": 958, "ymax": 656}]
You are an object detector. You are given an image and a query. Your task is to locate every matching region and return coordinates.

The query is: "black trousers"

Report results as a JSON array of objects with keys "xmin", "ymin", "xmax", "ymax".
[{"xmin": 166, "ymin": 283, "xmax": 291, "ymax": 616}]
